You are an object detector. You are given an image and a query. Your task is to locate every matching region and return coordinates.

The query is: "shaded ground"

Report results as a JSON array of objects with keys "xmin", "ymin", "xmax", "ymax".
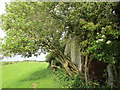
[{"xmin": 2, "ymin": 61, "xmax": 56, "ymax": 88}]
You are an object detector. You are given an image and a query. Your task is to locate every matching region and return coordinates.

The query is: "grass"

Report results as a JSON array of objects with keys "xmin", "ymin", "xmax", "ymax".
[{"xmin": 2, "ymin": 61, "xmax": 57, "ymax": 88}]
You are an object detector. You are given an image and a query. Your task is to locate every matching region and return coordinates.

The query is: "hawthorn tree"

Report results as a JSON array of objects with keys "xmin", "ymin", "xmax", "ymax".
[
  {"xmin": 44, "ymin": 2, "xmax": 120, "ymax": 86},
  {"xmin": 1, "ymin": 2, "xmax": 80, "ymax": 77},
  {"xmin": 1, "ymin": 2, "xmax": 120, "ymax": 87}
]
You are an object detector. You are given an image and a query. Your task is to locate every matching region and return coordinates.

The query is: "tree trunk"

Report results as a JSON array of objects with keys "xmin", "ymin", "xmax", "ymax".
[
  {"xmin": 45, "ymin": 39, "xmax": 79, "ymax": 76},
  {"xmin": 117, "ymin": 66, "xmax": 120, "ymax": 87},
  {"xmin": 85, "ymin": 55, "xmax": 88, "ymax": 86},
  {"xmin": 118, "ymin": 70, "xmax": 120, "ymax": 87},
  {"xmin": 107, "ymin": 64, "xmax": 114, "ymax": 87},
  {"xmin": 63, "ymin": 61, "xmax": 73, "ymax": 77},
  {"xmin": 53, "ymin": 48, "xmax": 79, "ymax": 77},
  {"xmin": 70, "ymin": 36, "xmax": 82, "ymax": 72}
]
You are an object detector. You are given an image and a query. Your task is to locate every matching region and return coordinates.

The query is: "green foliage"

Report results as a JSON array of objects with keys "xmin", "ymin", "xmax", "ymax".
[
  {"xmin": 85, "ymin": 24, "xmax": 120, "ymax": 63},
  {"xmin": 1, "ymin": 2, "xmax": 118, "ymax": 57},
  {"xmin": 2, "ymin": 2, "xmax": 120, "ymax": 64},
  {"xmin": 2, "ymin": 62, "xmax": 16, "ymax": 65},
  {"xmin": 45, "ymin": 52, "xmax": 61, "ymax": 69},
  {"xmin": 54, "ymin": 70, "xmax": 74, "ymax": 88},
  {"xmin": 54, "ymin": 70, "xmax": 87, "ymax": 88},
  {"xmin": 45, "ymin": 52, "xmax": 56, "ymax": 62},
  {"xmin": 79, "ymin": 17, "xmax": 120, "ymax": 64},
  {"xmin": 1, "ymin": 2, "xmax": 120, "ymax": 87},
  {"xmin": 1, "ymin": 2, "xmax": 64, "ymax": 57},
  {"xmin": 54, "ymin": 69, "xmax": 119, "ymax": 88},
  {"xmin": 54, "ymin": 70, "xmax": 105, "ymax": 88}
]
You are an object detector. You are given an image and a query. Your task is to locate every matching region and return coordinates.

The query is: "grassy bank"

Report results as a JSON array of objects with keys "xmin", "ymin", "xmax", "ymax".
[{"xmin": 2, "ymin": 61, "xmax": 56, "ymax": 88}]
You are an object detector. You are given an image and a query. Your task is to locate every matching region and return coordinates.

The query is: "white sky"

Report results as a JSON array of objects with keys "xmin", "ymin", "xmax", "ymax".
[
  {"xmin": 0, "ymin": 0, "xmax": 11, "ymax": 38},
  {"xmin": 0, "ymin": 0, "xmax": 47, "ymax": 61}
]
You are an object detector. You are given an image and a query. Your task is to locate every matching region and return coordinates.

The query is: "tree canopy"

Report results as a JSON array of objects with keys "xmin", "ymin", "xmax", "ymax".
[
  {"xmin": 1, "ymin": 2, "xmax": 120, "ymax": 87},
  {"xmin": 1, "ymin": 2, "xmax": 120, "ymax": 62}
]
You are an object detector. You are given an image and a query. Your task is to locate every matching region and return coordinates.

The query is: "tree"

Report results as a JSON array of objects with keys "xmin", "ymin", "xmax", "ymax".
[
  {"xmin": 44, "ymin": 2, "xmax": 120, "ymax": 87},
  {"xmin": 1, "ymin": 2, "xmax": 79, "ymax": 77},
  {"xmin": 1, "ymin": 2, "xmax": 120, "ymax": 87}
]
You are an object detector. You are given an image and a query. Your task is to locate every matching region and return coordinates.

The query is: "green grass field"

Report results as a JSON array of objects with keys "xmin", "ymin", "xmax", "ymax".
[{"xmin": 2, "ymin": 61, "xmax": 57, "ymax": 88}]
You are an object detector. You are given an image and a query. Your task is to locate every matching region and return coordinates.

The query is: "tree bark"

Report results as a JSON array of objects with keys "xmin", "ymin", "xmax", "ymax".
[
  {"xmin": 117, "ymin": 66, "xmax": 120, "ymax": 87},
  {"xmin": 45, "ymin": 39, "xmax": 79, "ymax": 76},
  {"xmin": 85, "ymin": 55, "xmax": 88, "ymax": 86},
  {"xmin": 52, "ymin": 47, "xmax": 79, "ymax": 76},
  {"xmin": 70, "ymin": 36, "xmax": 82, "ymax": 72},
  {"xmin": 118, "ymin": 71, "xmax": 120, "ymax": 87},
  {"xmin": 107, "ymin": 64, "xmax": 114, "ymax": 87}
]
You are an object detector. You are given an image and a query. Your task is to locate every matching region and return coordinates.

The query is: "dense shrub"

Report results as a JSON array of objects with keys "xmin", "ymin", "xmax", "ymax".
[
  {"xmin": 2, "ymin": 62, "xmax": 19, "ymax": 65},
  {"xmin": 53, "ymin": 70, "xmax": 120, "ymax": 88},
  {"xmin": 54, "ymin": 70, "xmax": 89, "ymax": 88},
  {"xmin": 45, "ymin": 53, "xmax": 62, "ymax": 69}
]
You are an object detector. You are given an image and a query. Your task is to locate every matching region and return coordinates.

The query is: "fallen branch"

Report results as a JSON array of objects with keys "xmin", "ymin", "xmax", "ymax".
[{"xmin": 51, "ymin": 65, "xmax": 65, "ymax": 71}]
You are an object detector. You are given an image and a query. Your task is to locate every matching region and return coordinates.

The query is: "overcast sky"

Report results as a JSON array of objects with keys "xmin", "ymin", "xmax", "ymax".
[
  {"xmin": 0, "ymin": 0, "xmax": 47, "ymax": 61},
  {"xmin": 0, "ymin": 0, "xmax": 10, "ymax": 38}
]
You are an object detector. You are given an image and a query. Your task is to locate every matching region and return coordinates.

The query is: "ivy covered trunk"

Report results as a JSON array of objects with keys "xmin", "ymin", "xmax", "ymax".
[
  {"xmin": 52, "ymin": 47, "xmax": 79, "ymax": 76},
  {"xmin": 118, "ymin": 68, "xmax": 120, "ymax": 86},
  {"xmin": 57, "ymin": 56, "xmax": 79, "ymax": 77},
  {"xmin": 71, "ymin": 36, "xmax": 82, "ymax": 72},
  {"xmin": 64, "ymin": 36, "xmax": 82, "ymax": 72},
  {"xmin": 116, "ymin": 60, "xmax": 120, "ymax": 87},
  {"xmin": 84, "ymin": 55, "xmax": 89, "ymax": 85},
  {"xmin": 107, "ymin": 64, "xmax": 114, "ymax": 87}
]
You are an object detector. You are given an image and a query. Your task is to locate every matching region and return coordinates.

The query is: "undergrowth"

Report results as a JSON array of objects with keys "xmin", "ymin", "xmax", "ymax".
[{"xmin": 53, "ymin": 69, "xmax": 119, "ymax": 88}]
